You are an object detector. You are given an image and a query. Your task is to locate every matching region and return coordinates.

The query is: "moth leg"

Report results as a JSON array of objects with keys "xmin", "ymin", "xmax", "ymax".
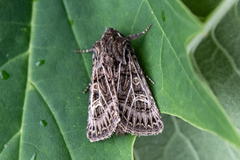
[
  {"xmin": 83, "ymin": 83, "xmax": 91, "ymax": 94},
  {"xmin": 75, "ymin": 48, "xmax": 93, "ymax": 93},
  {"xmin": 144, "ymin": 72, "xmax": 155, "ymax": 84},
  {"xmin": 127, "ymin": 23, "xmax": 152, "ymax": 40},
  {"xmin": 75, "ymin": 48, "xmax": 93, "ymax": 53}
]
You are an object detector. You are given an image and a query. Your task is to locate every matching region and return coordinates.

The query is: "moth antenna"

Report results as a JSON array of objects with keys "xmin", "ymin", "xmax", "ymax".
[
  {"xmin": 75, "ymin": 48, "xmax": 94, "ymax": 53},
  {"xmin": 83, "ymin": 83, "xmax": 91, "ymax": 94},
  {"xmin": 127, "ymin": 23, "xmax": 152, "ymax": 40}
]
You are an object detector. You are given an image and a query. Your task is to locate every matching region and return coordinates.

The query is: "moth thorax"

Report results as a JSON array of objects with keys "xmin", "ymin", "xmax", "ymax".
[
  {"xmin": 101, "ymin": 52, "xmax": 114, "ymax": 67},
  {"xmin": 113, "ymin": 41, "xmax": 130, "ymax": 65}
]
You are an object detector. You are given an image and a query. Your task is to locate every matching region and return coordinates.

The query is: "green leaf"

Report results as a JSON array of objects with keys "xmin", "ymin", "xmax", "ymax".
[
  {"xmin": 182, "ymin": 0, "xmax": 222, "ymax": 20},
  {"xmin": 191, "ymin": 0, "xmax": 240, "ymax": 143},
  {"xmin": 134, "ymin": 114, "xmax": 240, "ymax": 160},
  {"xmin": 134, "ymin": 0, "xmax": 240, "ymax": 159},
  {"xmin": 1, "ymin": 0, "xmax": 240, "ymax": 160}
]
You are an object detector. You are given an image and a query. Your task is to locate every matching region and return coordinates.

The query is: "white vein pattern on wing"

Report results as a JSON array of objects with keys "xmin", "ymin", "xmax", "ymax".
[
  {"xmin": 132, "ymin": 54, "xmax": 162, "ymax": 130},
  {"xmin": 90, "ymin": 63, "xmax": 96, "ymax": 134},
  {"xmin": 127, "ymin": 58, "xmax": 136, "ymax": 127},
  {"xmin": 116, "ymin": 62, "xmax": 122, "ymax": 93},
  {"xmin": 131, "ymin": 55, "xmax": 149, "ymax": 108},
  {"xmin": 91, "ymin": 66, "xmax": 109, "ymax": 133},
  {"xmin": 123, "ymin": 77, "xmax": 132, "ymax": 117},
  {"xmin": 128, "ymin": 54, "xmax": 151, "ymax": 130},
  {"xmin": 101, "ymin": 65, "xmax": 116, "ymax": 124}
]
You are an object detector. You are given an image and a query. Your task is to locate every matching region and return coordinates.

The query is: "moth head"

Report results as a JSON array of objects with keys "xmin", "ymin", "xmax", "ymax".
[{"xmin": 103, "ymin": 28, "xmax": 122, "ymax": 38}]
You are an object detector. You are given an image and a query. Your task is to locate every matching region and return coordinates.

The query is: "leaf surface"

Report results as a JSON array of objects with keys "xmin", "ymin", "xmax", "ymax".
[{"xmin": 134, "ymin": 114, "xmax": 240, "ymax": 160}]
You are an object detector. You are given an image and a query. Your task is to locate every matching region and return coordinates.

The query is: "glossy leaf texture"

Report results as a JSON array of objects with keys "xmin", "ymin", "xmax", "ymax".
[{"xmin": 1, "ymin": 0, "xmax": 240, "ymax": 160}]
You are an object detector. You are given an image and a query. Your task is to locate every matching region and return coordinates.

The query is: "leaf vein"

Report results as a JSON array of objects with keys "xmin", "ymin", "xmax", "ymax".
[{"xmin": 30, "ymin": 82, "xmax": 73, "ymax": 159}]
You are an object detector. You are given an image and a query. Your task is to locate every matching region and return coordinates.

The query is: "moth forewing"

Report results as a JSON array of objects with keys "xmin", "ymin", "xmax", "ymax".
[
  {"xmin": 86, "ymin": 58, "xmax": 120, "ymax": 142},
  {"xmin": 76, "ymin": 23, "xmax": 163, "ymax": 142},
  {"xmin": 117, "ymin": 52, "xmax": 163, "ymax": 136}
]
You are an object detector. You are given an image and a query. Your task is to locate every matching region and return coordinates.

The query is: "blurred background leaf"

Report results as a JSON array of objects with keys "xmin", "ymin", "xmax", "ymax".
[{"xmin": 134, "ymin": 114, "xmax": 240, "ymax": 160}]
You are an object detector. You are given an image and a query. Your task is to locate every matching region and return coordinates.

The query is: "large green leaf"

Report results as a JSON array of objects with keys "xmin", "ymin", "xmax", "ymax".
[
  {"xmin": 134, "ymin": 0, "xmax": 240, "ymax": 159},
  {"xmin": 191, "ymin": 0, "xmax": 240, "ymax": 134},
  {"xmin": 134, "ymin": 114, "xmax": 240, "ymax": 160},
  {"xmin": 1, "ymin": 0, "xmax": 240, "ymax": 159}
]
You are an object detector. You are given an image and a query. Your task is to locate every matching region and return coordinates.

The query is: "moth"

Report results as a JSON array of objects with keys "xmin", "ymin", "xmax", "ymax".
[{"xmin": 75, "ymin": 24, "xmax": 164, "ymax": 142}]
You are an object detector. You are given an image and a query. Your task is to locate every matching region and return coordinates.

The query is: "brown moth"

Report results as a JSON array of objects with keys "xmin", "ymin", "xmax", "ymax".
[{"xmin": 75, "ymin": 24, "xmax": 164, "ymax": 142}]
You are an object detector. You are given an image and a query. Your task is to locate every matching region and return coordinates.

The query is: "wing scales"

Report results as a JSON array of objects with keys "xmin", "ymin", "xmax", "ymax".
[
  {"xmin": 87, "ymin": 60, "xmax": 120, "ymax": 142},
  {"xmin": 117, "ymin": 53, "xmax": 164, "ymax": 135}
]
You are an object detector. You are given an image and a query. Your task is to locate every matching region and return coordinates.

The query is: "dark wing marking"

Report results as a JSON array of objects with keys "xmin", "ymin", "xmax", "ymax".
[
  {"xmin": 117, "ymin": 51, "xmax": 163, "ymax": 136},
  {"xmin": 87, "ymin": 57, "xmax": 120, "ymax": 142}
]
